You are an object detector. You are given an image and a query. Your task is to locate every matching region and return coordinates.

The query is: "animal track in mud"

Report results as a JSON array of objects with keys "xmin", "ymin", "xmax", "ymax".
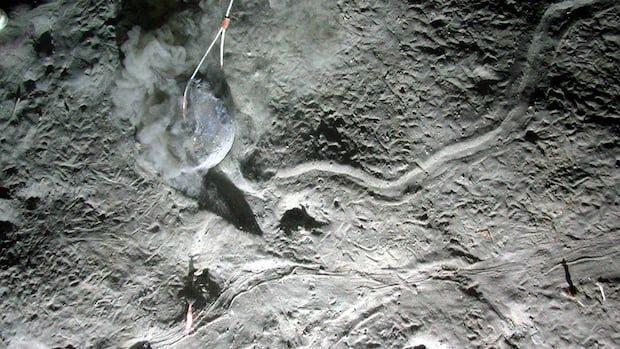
[{"xmin": 271, "ymin": 0, "xmax": 617, "ymax": 200}]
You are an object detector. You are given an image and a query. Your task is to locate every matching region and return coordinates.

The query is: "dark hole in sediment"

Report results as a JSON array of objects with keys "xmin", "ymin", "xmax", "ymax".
[
  {"xmin": 0, "ymin": 186, "xmax": 11, "ymax": 199},
  {"xmin": 24, "ymin": 196, "xmax": 39, "ymax": 210},
  {"xmin": 0, "ymin": 221, "xmax": 19, "ymax": 268},
  {"xmin": 177, "ymin": 256, "xmax": 222, "ymax": 320},
  {"xmin": 523, "ymin": 130, "xmax": 539, "ymax": 143},
  {"xmin": 33, "ymin": 31, "xmax": 55, "ymax": 56},
  {"xmin": 0, "ymin": 220, "xmax": 17, "ymax": 235},
  {"xmin": 278, "ymin": 206, "xmax": 327, "ymax": 236}
]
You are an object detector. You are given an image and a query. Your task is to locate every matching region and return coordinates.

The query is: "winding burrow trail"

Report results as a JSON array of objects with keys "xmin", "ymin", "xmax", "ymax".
[
  {"xmin": 152, "ymin": 2, "xmax": 616, "ymax": 344},
  {"xmin": 272, "ymin": 0, "xmax": 616, "ymax": 200}
]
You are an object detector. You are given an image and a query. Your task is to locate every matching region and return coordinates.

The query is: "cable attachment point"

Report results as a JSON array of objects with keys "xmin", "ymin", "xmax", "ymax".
[{"xmin": 221, "ymin": 16, "xmax": 231, "ymax": 29}]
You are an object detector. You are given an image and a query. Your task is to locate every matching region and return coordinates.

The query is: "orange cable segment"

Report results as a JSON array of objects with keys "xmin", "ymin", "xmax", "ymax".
[{"xmin": 221, "ymin": 17, "xmax": 231, "ymax": 29}]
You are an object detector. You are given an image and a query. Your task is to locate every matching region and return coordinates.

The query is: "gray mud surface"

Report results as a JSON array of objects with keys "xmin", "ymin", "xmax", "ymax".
[{"xmin": 0, "ymin": 0, "xmax": 618, "ymax": 348}]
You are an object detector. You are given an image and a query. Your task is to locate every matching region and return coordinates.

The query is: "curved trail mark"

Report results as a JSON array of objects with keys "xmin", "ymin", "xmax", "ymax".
[{"xmin": 273, "ymin": 0, "xmax": 615, "ymax": 199}]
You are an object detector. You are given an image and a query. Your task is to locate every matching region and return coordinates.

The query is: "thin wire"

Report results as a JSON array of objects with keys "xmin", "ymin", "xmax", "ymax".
[
  {"xmin": 225, "ymin": 0, "xmax": 234, "ymax": 16},
  {"xmin": 182, "ymin": 27, "xmax": 223, "ymax": 119},
  {"xmin": 220, "ymin": 28, "xmax": 226, "ymax": 67},
  {"xmin": 221, "ymin": 0, "xmax": 234, "ymax": 66},
  {"xmin": 182, "ymin": 0, "xmax": 234, "ymax": 120}
]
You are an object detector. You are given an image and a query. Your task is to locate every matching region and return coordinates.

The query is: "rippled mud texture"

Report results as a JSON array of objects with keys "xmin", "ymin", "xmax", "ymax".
[{"xmin": 0, "ymin": 0, "xmax": 618, "ymax": 348}]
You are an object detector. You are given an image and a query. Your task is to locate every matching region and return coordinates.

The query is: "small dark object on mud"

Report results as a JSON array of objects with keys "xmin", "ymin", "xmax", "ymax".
[{"xmin": 562, "ymin": 259, "xmax": 578, "ymax": 296}]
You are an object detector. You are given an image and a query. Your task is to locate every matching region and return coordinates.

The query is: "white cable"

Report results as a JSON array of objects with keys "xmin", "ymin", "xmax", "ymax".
[
  {"xmin": 226, "ymin": 0, "xmax": 234, "ymax": 16},
  {"xmin": 220, "ymin": 0, "xmax": 234, "ymax": 67},
  {"xmin": 182, "ymin": 27, "xmax": 223, "ymax": 119},
  {"xmin": 220, "ymin": 28, "xmax": 226, "ymax": 67},
  {"xmin": 182, "ymin": 0, "xmax": 235, "ymax": 119},
  {"xmin": 0, "ymin": 9, "xmax": 8, "ymax": 32}
]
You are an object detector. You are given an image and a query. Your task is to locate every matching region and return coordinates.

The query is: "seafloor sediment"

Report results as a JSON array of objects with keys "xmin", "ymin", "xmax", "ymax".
[{"xmin": 0, "ymin": 0, "xmax": 618, "ymax": 348}]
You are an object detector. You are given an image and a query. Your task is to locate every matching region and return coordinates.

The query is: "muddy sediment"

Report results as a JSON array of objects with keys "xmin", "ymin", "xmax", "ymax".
[{"xmin": 0, "ymin": 0, "xmax": 618, "ymax": 348}]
